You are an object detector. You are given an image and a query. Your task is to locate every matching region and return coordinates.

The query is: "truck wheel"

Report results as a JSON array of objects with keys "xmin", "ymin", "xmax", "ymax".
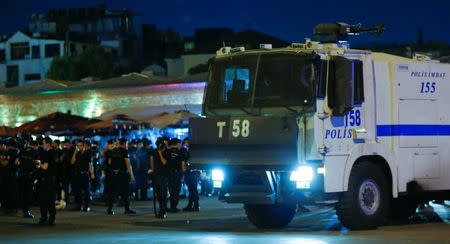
[
  {"xmin": 244, "ymin": 203, "xmax": 297, "ymax": 228},
  {"xmin": 336, "ymin": 161, "xmax": 390, "ymax": 230},
  {"xmin": 391, "ymin": 196, "xmax": 418, "ymax": 220}
]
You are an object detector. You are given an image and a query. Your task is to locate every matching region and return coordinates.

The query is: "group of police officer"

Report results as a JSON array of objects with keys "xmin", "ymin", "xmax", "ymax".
[
  {"xmin": 0, "ymin": 137, "xmax": 62, "ymax": 225},
  {"xmin": 0, "ymin": 135, "xmax": 200, "ymax": 225},
  {"xmin": 151, "ymin": 136, "xmax": 199, "ymax": 218}
]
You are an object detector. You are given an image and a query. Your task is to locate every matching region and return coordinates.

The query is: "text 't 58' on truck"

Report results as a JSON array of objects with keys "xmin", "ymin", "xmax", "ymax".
[{"xmin": 188, "ymin": 23, "xmax": 450, "ymax": 230}]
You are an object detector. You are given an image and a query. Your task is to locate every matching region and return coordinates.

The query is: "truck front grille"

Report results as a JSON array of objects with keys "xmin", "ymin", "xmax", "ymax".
[{"xmin": 231, "ymin": 172, "xmax": 264, "ymax": 185}]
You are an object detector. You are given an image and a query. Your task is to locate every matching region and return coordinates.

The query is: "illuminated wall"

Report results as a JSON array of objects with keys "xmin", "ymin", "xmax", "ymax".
[{"xmin": 0, "ymin": 82, "xmax": 205, "ymax": 127}]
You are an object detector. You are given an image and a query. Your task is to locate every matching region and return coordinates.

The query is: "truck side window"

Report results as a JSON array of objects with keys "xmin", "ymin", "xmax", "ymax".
[
  {"xmin": 353, "ymin": 60, "xmax": 364, "ymax": 104},
  {"xmin": 326, "ymin": 60, "xmax": 336, "ymax": 109},
  {"xmin": 316, "ymin": 60, "xmax": 327, "ymax": 98}
]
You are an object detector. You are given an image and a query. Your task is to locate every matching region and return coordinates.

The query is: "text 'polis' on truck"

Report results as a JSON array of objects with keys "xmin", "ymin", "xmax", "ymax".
[{"xmin": 188, "ymin": 22, "xmax": 450, "ymax": 230}]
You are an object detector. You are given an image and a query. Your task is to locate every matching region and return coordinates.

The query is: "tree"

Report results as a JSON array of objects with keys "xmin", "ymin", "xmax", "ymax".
[
  {"xmin": 46, "ymin": 56, "xmax": 79, "ymax": 81},
  {"xmin": 47, "ymin": 46, "xmax": 115, "ymax": 81},
  {"xmin": 77, "ymin": 46, "xmax": 115, "ymax": 79}
]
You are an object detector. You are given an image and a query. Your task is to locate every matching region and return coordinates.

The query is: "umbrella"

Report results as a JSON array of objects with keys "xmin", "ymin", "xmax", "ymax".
[
  {"xmin": 147, "ymin": 110, "xmax": 200, "ymax": 129},
  {"xmin": 17, "ymin": 112, "xmax": 95, "ymax": 135},
  {"xmin": 83, "ymin": 114, "xmax": 138, "ymax": 131},
  {"xmin": 141, "ymin": 112, "xmax": 169, "ymax": 124},
  {"xmin": 0, "ymin": 126, "xmax": 16, "ymax": 137}
]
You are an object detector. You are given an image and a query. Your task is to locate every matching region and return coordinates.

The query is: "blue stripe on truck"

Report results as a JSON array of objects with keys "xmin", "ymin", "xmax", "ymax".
[{"xmin": 377, "ymin": 124, "xmax": 450, "ymax": 136}]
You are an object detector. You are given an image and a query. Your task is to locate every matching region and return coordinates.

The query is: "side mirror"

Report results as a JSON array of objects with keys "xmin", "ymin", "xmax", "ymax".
[{"xmin": 327, "ymin": 56, "xmax": 353, "ymax": 116}]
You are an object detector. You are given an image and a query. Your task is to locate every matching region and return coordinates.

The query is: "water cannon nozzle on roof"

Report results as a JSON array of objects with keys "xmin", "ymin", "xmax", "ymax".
[{"xmin": 313, "ymin": 22, "xmax": 384, "ymax": 43}]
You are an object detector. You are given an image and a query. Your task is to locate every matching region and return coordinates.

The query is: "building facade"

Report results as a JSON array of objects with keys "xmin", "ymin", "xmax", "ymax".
[
  {"xmin": 0, "ymin": 31, "xmax": 64, "ymax": 87},
  {"xmin": 29, "ymin": 5, "xmax": 142, "ymax": 70},
  {"xmin": 165, "ymin": 54, "xmax": 214, "ymax": 77}
]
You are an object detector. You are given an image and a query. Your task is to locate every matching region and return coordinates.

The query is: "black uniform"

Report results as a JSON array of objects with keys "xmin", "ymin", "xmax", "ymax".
[
  {"xmin": 73, "ymin": 150, "xmax": 91, "ymax": 210},
  {"xmin": 152, "ymin": 149, "xmax": 169, "ymax": 216},
  {"xmin": 135, "ymin": 147, "xmax": 150, "ymax": 200},
  {"xmin": 38, "ymin": 148, "xmax": 57, "ymax": 223},
  {"xmin": 0, "ymin": 149, "xmax": 4, "ymax": 209},
  {"xmin": 60, "ymin": 147, "xmax": 74, "ymax": 203},
  {"xmin": 18, "ymin": 147, "xmax": 39, "ymax": 214},
  {"xmin": 1, "ymin": 148, "xmax": 18, "ymax": 212},
  {"xmin": 183, "ymin": 147, "xmax": 199, "ymax": 210},
  {"xmin": 107, "ymin": 148, "xmax": 132, "ymax": 213},
  {"xmin": 129, "ymin": 146, "xmax": 138, "ymax": 199},
  {"xmin": 91, "ymin": 146, "xmax": 101, "ymax": 194},
  {"xmin": 167, "ymin": 148, "xmax": 183, "ymax": 211},
  {"xmin": 52, "ymin": 148, "xmax": 63, "ymax": 201},
  {"xmin": 102, "ymin": 148, "xmax": 112, "ymax": 201}
]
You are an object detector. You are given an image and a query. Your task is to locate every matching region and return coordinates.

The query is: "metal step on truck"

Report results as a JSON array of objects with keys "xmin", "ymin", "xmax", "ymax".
[{"xmin": 188, "ymin": 23, "xmax": 450, "ymax": 230}]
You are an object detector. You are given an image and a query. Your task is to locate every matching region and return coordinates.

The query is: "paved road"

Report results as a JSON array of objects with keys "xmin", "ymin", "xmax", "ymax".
[{"xmin": 0, "ymin": 197, "xmax": 449, "ymax": 243}]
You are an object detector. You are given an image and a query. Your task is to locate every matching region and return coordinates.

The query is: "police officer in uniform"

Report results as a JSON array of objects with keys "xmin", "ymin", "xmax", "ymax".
[
  {"xmin": 135, "ymin": 140, "xmax": 150, "ymax": 200},
  {"xmin": 101, "ymin": 139, "xmax": 114, "ymax": 201},
  {"xmin": 36, "ymin": 137, "xmax": 57, "ymax": 226},
  {"xmin": 91, "ymin": 141, "xmax": 101, "ymax": 194},
  {"xmin": 51, "ymin": 140, "xmax": 63, "ymax": 203},
  {"xmin": 151, "ymin": 138, "xmax": 169, "ymax": 218},
  {"xmin": 71, "ymin": 140, "xmax": 95, "ymax": 211},
  {"xmin": 60, "ymin": 140, "xmax": 74, "ymax": 203},
  {"xmin": 182, "ymin": 138, "xmax": 200, "ymax": 211},
  {"xmin": 0, "ymin": 139, "xmax": 19, "ymax": 214},
  {"xmin": 167, "ymin": 138, "xmax": 186, "ymax": 213},
  {"xmin": 107, "ymin": 138, "xmax": 136, "ymax": 215},
  {"xmin": 128, "ymin": 139, "xmax": 138, "ymax": 200},
  {"xmin": 143, "ymin": 138, "xmax": 154, "ymax": 198},
  {"xmin": 17, "ymin": 140, "xmax": 39, "ymax": 218},
  {"xmin": 0, "ymin": 140, "xmax": 4, "ymax": 210}
]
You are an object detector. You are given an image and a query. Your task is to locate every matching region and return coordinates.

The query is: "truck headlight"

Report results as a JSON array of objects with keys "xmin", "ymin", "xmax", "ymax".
[
  {"xmin": 212, "ymin": 169, "xmax": 224, "ymax": 181},
  {"xmin": 212, "ymin": 169, "xmax": 224, "ymax": 188},
  {"xmin": 290, "ymin": 166, "xmax": 314, "ymax": 182}
]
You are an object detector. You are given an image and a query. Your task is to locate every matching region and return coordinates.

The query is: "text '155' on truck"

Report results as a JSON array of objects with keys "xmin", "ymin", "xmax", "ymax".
[{"xmin": 188, "ymin": 22, "xmax": 450, "ymax": 230}]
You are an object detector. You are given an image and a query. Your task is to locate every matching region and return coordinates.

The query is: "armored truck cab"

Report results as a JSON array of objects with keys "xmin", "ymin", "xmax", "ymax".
[{"xmin": 188, "ymin": 23, "xmax": 450, "ymax": 230}]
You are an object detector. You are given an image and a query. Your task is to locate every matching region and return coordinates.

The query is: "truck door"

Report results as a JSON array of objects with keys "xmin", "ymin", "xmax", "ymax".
[{"xmin": 322, "ymin": 58, "xmax": 368, "ymax": 155}]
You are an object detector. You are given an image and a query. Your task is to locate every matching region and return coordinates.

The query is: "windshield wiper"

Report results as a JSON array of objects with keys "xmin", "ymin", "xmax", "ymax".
[
  {"xmin": 283, "ymin": 106, "xmax": 299, "ymax": 114},
  {"xmin": 239, "ymin": 107, "xmax": 253, "ymax": 115}
]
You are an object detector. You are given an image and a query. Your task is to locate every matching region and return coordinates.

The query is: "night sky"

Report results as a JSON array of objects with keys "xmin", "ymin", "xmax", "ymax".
[{"xmin": 1, "ymin": 0, "xmax": 450, "ymax": 45}]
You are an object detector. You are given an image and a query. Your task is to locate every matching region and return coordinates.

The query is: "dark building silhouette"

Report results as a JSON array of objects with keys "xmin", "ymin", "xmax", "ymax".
[
  {"xmin": 142, "ymin": 25, "xmax": 184, "ymax": 68},
  {"xmin": 28, "ymin": 4, "xmax": 143, "ymax": 71},
  {"xmin": 185, "ymin": 28, "xmax": 290, "ymax": 54},
  {"xmin": 193, "ymin": 28, "xmax": 234, "ymax": 53},
  {"xmin": 142, "ymin": 24, "xmax": 158, "ymax": 66},
  {"xmin": 234, "ymin": 29, "xmax": 290, "ymax": 49}
]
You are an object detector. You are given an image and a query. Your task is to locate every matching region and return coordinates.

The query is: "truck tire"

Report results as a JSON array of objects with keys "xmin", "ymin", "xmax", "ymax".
[
  {"xmin": 390, "ymin": 196, "xmax": 418, "ymax": 220},
  {"xmin": 336, "ymin": 161, "xmax": 390, "ymax": 230},
  {"xmin": 244, "ymin": 203, "xmax": 297, "ymax": 228}
]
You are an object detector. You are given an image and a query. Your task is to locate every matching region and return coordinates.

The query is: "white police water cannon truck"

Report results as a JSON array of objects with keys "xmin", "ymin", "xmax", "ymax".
[{"xmin": 188, "ymin": 22, "xmax": 450, "ymax": 230}]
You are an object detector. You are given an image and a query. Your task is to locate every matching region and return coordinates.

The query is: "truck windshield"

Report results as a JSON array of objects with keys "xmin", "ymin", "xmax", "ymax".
[{"xmin": 206, "ymin": 53, "xmax": 315, "ymax": 108}]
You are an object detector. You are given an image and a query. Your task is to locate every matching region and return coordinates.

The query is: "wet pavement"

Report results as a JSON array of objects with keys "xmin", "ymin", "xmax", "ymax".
[{"xmin": 0, "ymin": 196, "xmax": 449, "ymax": 243}]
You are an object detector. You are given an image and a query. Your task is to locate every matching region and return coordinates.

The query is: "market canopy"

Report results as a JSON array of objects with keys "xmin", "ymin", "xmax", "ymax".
[
  {"xmin": 0, "ymin": 126, "xmax": 17, "ymax": 137},
  {"xmin": 83, "ymin": 114, "xmax": 138, "ymax": 131},
  {"xmin": 146, "ymin": 110, "xmax": 200, "ymax": 129},
  {"xmin": 97, "ymin": 104, "xmax": 202, "ymax": 122},
  {"xmin": 17, "ymin": 112, "xmax": 97, "ymax": 135}
]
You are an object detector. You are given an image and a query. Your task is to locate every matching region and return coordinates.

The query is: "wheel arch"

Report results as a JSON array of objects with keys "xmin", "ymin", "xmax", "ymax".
[{"xmin": 343, "ymin": 144, "xmax": 398, "ymax": 198}]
